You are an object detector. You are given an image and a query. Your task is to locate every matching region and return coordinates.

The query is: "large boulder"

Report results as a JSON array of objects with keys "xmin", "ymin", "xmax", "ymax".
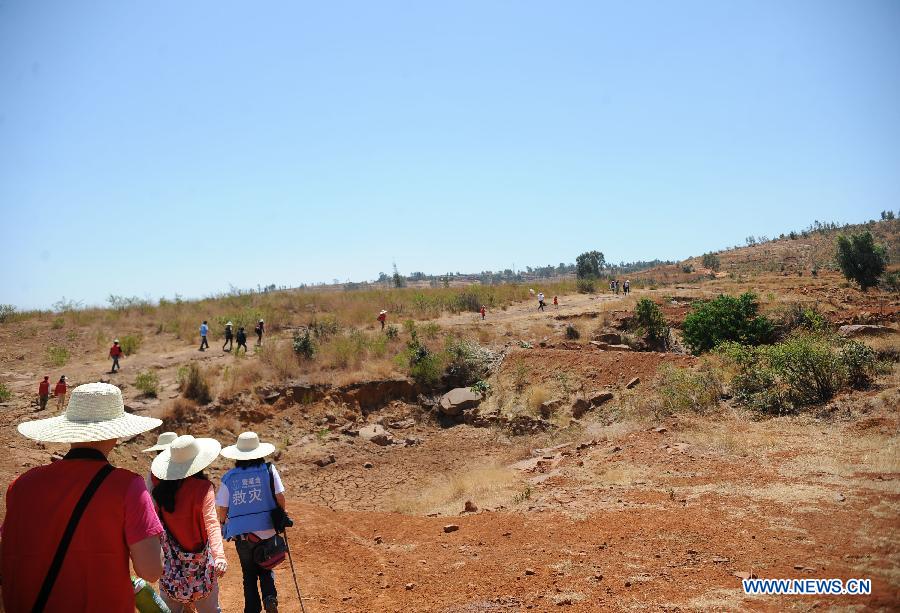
[
  {"xmin": 838, "ymin": 324, "xmax": 889, "ymax": 338},
  {"xmin": 594, "ymin": 332, "xmax": 622, "ymax": 345},
  {"xmin": 358, "ymin": 424, "xmax": 394, "ymax": 446},
  {"xmin": 439, "ymin": 388, "xmax": 483, "ymax": 416}
]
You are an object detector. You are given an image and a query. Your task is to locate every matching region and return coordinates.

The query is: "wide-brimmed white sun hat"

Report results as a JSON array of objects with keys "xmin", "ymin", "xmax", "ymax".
[
  {"xmin": 220, "ymin": 431, "xmax": 276, "ymax": 460},
  {"xmin": 143, "ymin": 431, "xmax": 179, "ymax": 453},
  {"xmin": 18, "ymin": 382, "xmax": 161, "ymax": 443},
  {"xmin": 152, "ymin": 435, "xmax": 221, "ymax": 480},
  {"xmin": 226, "ymin": 321, "xmax": 233, "ymax": 326},
  {"xmin": 379, "ymin": 310, "xmax": 387, "ymax": 315}
]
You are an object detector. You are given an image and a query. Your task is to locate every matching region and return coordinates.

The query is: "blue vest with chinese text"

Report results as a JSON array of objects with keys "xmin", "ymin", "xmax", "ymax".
[{"xmin": 221, "ymin": 464, "xmax": 277, "ymax": 539}]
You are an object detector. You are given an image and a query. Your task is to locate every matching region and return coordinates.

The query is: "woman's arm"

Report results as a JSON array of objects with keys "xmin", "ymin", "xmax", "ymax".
[{"xmin": 202, "ymin": 487, "xmax": 226, "ymax": 567}]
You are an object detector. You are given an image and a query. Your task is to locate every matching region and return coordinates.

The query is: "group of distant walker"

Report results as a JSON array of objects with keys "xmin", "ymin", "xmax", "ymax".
[
  {"xmin": 609, "ymin": 279, "xmax": 630, "ymax": 295},
  {"xmin": 201, "ymin": 319, "xmax": 264, "ymax": 354},
  {"xmin": 532, "ymin": 291, "xmax": 559, "ymax": 312},
  {"xmin": 3, "ymin": 382, "xmax": 291, "ymax": 613}
]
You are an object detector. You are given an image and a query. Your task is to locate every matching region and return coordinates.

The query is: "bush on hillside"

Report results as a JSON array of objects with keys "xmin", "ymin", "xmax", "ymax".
[
  {"xmin": 682, "ymin": 292, "xmax": 774, "ymax": 354},
  {"xmin": 836, "ymin": 231, "xmax": 888, "ymax": 290},
  {"xmin": 702, "ymin": 252, "xmax": 721, "ymax": 271},
  {"xmin": 134, "ymin": 370, "xmax": 160, "ymax": 397},
  {"xmin": 119, "ymin": 335, "xmax": 142, "ymax": 356},
  {"xmin": 656, "ymin": 364, "xmax": 721, "ymax": 416},
  {"xmin": 0, "ymin": 382, "xmax": 11, "ymax": 402},
  {"xmin": 576, "ymin": 278, "xmax": 596, "ymax": 293},
  {"xmin": 444, "ymin": 339, "xmax": 496, "ymax": 387},
  {"xmin": 47, "ymin": 346, "xmax": 70, "ymax": 366},
  {"xmin": 634, "ymin": 298, "xmax": 667, "ymax": 343},
  {"xmin": 719, "ymin": 333, "xmax": 879, "ymax": 414},
  {"xmin": 780, "ymin": 304, "xmax": 827, "ymax": 334},
  {"xmin": 292, "ymin": 329, "xmax": 316, "ymax": 360},
  {"xmin": 0, "ymin": 304, "xmax": 16, "ymax": 323},
  {"xmin": 181, "ymin": 363, "xmax": 212, "ymax": 405},
  {"xmin": 309, "ymin": 316, "xmax": 339, "ymax": 340},
  {"xmin": 840, "ymin": 341, "xmax": 878, "ymax": 389},
  {"xmin": 565, "ymin": 324, "xmax": 580, "ymax": 340}
]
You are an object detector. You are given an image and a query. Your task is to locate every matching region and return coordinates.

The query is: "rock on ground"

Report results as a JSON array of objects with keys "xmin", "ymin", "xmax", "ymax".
[{"xmin": 439, "ymin": 388, "xmax": 483, "ymax": 416}]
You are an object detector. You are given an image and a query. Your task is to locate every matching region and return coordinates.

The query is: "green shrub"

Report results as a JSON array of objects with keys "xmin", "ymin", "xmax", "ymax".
[
  {"xmin": 176, "ymin": 365, "xmax": 189, "ymax": 388},
  {"xmin": 444, "ymin": 340, "xmax": 496, "ymax": 387},
  {"xmin": 292, "ymin": 329, "xmax": 316, "ymax": 360},
  {"xmin": 410, "ymin": 352, "xmax": 443, "ymax": 387},
  {"xmin": 656, "ymin": 364, "xmax": 721, "ymax": 415},
  {"xmin": 181, "ymin": 363, "xmax": 211, "ymax": 404},
  {"xmin": 882, "ymin": 270, "xmax": 900, "ymax": 293},
  {"xmin": 134, "ymin": 370, "xmax": 160, "ymax": 397},
  {"xmin": 0, "ymin": 304, "xmax": 16, "ymax": 323},
  {"xmin": 836, "ymin": 231, "xmax": 888, "ymax": 290},
  {"xmin": 576, "ymin": 278, "xmax": 595, "ymax": 293},
  {"xmin": 470, "ymin": 380, "xmax": 491, "ymax": 395},
  {"xmin": 47, "ymin": 346, "xmax": 70, "ymax": 366},
  {"xmin": 0, "ymin": 382, "xmax": 11, "ymax": 402},
  {"xmin": 682, "ymin": 292, "xmax": 774, "ymax": 354},
  {"xmin": 840, "ymin": 341, "xmax": 878, "ymax": 389},
  {"xmin": 119, "ymin": 335, "xmax": 142, "ymax": 356},
  {"xmin": 766, "ymin": 334, "xmax": 845, "ymax": 407},
  {"xmin": 309, "ymin": 315, "xmax": 340, "ymax": 340},
  {"xmin": 385, "ymin": 324, "xmax": 399, "ymax": 339},
  {"xmin": 781, "ymin": 304, "xmax": 827, "ymax": 333},
  {"xmin": 565, "ymin": 324, "xmax": 580, "ymax": 340},
  {"xmin": 634, "ymin": 298, "xmax": 667, "ymax": 342},
  {"xmin": 702, "ymin": 252, "xmax": 721, "ymax": 272},
  {"xmin": 51, "ymin": 317, "xmax": 64, "ymax": 330},
  {"xmin": 720, "ymin": 333, "xmax": 871, "ymax": 414},
  {"xmin": 421, "ymin": 321, "xmax": 441, "ymax": 340}
]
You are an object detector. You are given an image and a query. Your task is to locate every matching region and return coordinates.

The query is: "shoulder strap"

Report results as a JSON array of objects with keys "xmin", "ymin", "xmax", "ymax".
[
  {"xmin": 32, "ymin": 463, "xmax": 114, "ymax": 613},
  {"xmin": 267, "ymin": 462, "xmax": 275, "ymax": 497}
]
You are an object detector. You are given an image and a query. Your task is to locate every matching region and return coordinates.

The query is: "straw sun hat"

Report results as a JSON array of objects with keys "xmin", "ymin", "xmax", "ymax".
[
  {"xmin": 143, "ymin": 431, "xmax": 179, "ymax": 453},
  {"xmin": 18, "ymin": 382, "xmax": 161, "ymax": 443},
  {"xmin": 152, "ymin": 435, "xmax": 221, "ymax": 480},
  {"xmin": 220, "ymin": 432, "xmax": 276, "ymax": 460}
]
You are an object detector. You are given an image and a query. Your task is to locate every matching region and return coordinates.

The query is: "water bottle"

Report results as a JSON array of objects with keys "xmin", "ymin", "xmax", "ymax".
[{"xmin": 133, "ymin": 576, "xmax": 171, "ymax": 613}]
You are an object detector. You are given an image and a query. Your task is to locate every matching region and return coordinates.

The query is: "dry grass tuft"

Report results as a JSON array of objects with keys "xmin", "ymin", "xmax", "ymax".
[{"xmin": 389, "ymin": 463, "xmax": 521, "ymax": 516}]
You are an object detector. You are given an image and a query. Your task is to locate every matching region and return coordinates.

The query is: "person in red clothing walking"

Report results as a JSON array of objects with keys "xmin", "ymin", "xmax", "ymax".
[
  {"xmin": 53, "ymin": 375, "xmax": 68, "ymax": 410},
  {"xmin": 151, "ymin": 435, "xmax": 226, "ymax": 612},
  {"xmin": 377, "ymin": 309, "xmax": 387, "ymax": 330},
  {"xmin": 2, "ymin": 382, "xmax": 164, "ymax": 612},
  {"xmin": 37, "ymin": 375, "xmax": 50, "ymax": 411},
  {"xmin": 109, "ymin": 339, "xmax": 123, "ymax": 373},
  {"xmin": 553, "ymin": 295, "xmax": 559, "ymax": 309},
  {"xmin": 480, "ymin": 305, "xmax": 486, "ymax": 320}
]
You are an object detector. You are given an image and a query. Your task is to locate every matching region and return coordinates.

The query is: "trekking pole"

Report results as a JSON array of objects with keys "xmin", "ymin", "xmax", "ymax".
[{"xmin": 283, "ymin": 530, "xmax": 308, "ymax": 613}]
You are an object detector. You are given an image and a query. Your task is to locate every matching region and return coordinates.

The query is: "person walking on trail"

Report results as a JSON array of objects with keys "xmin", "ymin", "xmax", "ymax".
[
  {"xmin": 142, "ymin": 431, "xmax": 178, "ymax": 492},
  {"xmin": 480, "ymin": 305, "xmax": 486, "ymax": 320},
  {"xmin": 623, "ymin": 279, "xmax": 630, "ymax": 295},
  {"xmin": 377, "ymin": 310, "xmax": 387, "ymax": 330},
  {"xmin": 217, "ymin": 432, "xmax": 288, "ymax": 613},
  {"xmin": 109, "ymin": 339, "xmax": 123, "ymax": 373},
  {"xmin": 38, "ymin": 375, "xmax": 50, "ymax": 411},
  {"xmin": 255, "ymin": 319, "xmax": 265, "ymax": 346},
  {"xmin": 54, "ymin": 375, "xmax": 68, "ymax": 410},
  {"xmin": 614, "ymin": 280, "xmax": 620, "ymax": 295},
  {"xmin": 1, "ymin": 382, "xmax": 164, "ymax": 612},
  {"xmin": 223, "ymin": 321, "xmax": 234, "ymax": 352},
  {"xmin": 235, "ymin": 327, "xmax": 249, "ymax": 355},
  {"xmin": 150, "ymin": 434, "xmax": 227, "ymax": 612},
  {"xmin": 553, "ymin": 295, "xmax": 559, "ymax": 309},
  {"xmin": 199, "ymin": 321, "xmax": 210, "ymax": 351},
  {"xmin": 537, "ymin": 292, "xmax": 546, "ymax": 311}
]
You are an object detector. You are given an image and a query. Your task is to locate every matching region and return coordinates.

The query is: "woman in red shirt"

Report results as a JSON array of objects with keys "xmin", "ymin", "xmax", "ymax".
[
  {"xmin": 151, "ymin": 435, "xmax": 226, "ymax": 613},
  {"xmin": 53, "ymin": 375, "xmax": 67, "ymax": 410}
]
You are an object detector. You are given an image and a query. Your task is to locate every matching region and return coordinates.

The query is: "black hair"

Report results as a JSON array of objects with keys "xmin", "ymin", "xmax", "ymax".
[
  {"xmin": 152, "ymin": 472, "xmax": 209, "ymax": 513},
  {"xmin": 235, "ymin": 458, "xmax": 266, "ymax": 469}
]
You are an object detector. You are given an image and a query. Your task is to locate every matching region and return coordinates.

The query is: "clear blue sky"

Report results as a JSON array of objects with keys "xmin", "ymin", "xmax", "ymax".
[{"xmin": 2, "ymin": 1, "xmax": 898, "ymax": 309}]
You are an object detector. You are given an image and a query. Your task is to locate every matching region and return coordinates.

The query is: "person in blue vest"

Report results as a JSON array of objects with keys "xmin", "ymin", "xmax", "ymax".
[{"xmin": 216, "ymin": 432, "xmax": 286, "ymax": 613}]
